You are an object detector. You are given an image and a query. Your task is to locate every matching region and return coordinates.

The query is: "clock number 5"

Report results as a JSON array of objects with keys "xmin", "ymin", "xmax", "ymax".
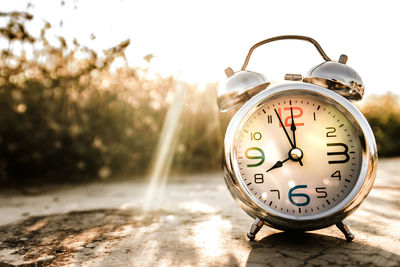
[
  {"xmin": 315, "ymin": 187, "xmax": 327, "ymax": 198},
  {"xmin": 245, "ymin": 147, "xmax": 265, "ymax": 167},
  {"xmin": 288, "ymin": 185, "xmax": 310, "ymax": 207}
]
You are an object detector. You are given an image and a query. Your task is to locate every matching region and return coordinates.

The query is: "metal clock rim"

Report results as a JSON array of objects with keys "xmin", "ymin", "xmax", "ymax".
[{"xmin": 223, "ymin": 82, "xmax": 377, "ymax": 229}]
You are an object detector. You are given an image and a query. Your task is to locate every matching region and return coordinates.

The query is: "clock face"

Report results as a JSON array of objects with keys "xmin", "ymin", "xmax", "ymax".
[{"xmin": 234, "ymin": 91, "xmax": 363, "ymax": 219}]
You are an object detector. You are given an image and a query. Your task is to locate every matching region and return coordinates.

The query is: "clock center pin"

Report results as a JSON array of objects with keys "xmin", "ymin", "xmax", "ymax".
[{"xmin": 289, "ymin": 147, "xmax": 303, "ymax": 161}]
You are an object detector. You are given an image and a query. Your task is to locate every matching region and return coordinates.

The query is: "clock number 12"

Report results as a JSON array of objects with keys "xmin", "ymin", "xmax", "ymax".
[{"xmin": 277, "ymin": 107, "xmax": 304, "ymax": 127}]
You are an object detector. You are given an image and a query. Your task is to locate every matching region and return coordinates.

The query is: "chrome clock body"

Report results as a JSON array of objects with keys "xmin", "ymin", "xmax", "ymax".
[
  {"xmin": 223, "ymin": 82, "xmax": 377, "ymax": 232},
  {"xmin": 218, "ymin": 36, "xmax": 378, "ymax": 241}
]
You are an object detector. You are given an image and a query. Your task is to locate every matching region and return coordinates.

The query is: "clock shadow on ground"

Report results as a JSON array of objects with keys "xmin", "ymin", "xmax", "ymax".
[{"xmin": 245, "ymin": 232, "xmax": 400, "ymax": 267}]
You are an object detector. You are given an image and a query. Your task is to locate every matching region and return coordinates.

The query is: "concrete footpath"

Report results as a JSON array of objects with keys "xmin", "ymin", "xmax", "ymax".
[{"xmin": 0, "ymin": 158, "xmax": 399, "ymax": 266}]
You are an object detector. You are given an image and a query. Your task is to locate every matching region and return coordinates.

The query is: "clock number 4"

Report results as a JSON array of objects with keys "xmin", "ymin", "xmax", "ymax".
[
  {"xmin": 331, "ymin": 170, "xmax": 342, "ymax": 180},
  {"xmin": 245, "ymin": 147, "xmax": 265, "ymax": 167}
]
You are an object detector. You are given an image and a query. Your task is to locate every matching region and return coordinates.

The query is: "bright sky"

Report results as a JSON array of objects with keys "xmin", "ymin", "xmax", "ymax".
[{"xmin": 3, "ymin": 0, "xmax": 400, "ymax": 97}]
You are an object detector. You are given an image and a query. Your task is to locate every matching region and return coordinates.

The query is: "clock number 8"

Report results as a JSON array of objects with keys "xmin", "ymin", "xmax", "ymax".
[{"xmin": 254, "ymin": 174, "xmax": 264, "ymax": 183}]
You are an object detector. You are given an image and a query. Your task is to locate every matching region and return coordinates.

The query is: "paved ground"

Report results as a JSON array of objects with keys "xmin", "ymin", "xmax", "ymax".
[{"xmin": 0, "ymin": 158, "xmax": 399, "ymax": 266}]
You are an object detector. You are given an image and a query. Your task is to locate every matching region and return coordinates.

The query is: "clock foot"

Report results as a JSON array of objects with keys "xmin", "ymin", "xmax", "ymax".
[
  {"xmin": 247, "ymin": 218, "xmax": 264, "ymax": 241},
  {"xmin": 336, "ymin": 221, "xmax": 355, "ymax": 242}
]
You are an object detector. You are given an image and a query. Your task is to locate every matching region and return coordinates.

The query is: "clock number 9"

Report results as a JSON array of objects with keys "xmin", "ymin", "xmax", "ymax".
[
  {"xmin": 245, "ymin": 147, "xmax": 265, "ymax": 167},
  {"xmin": 288, "ymin": 185, "xmax": 310, "ymax": 207}
]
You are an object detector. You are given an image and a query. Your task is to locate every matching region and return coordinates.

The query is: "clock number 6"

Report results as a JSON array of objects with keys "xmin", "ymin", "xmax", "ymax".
[{"xmin": 288, "ymin": 185, "xmax": 310, "ymax": 207}]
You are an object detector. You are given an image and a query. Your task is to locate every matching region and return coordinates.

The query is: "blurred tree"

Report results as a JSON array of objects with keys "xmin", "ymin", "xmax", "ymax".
[
  {"xmin": 360, "ymin": 93, "xmax": 400, "ymax": 157},
  {"xmin": 0, "ymin": 11, "xmax": 223, "ymax": 186},
  {"xmin": 0, "ymin": 12, "xmax": 168, "ymax": 185}
]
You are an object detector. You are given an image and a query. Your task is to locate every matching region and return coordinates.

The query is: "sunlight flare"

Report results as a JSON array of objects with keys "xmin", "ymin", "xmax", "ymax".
[{"xmin": 143, "ymin": 81, "xmax": 186, "ymax": 212}]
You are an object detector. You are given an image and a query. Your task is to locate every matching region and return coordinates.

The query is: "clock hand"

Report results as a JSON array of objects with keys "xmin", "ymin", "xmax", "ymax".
[
  {"xmin": 290, "ymin": 107, "xmax": 297, "ymax": 147},
  {"xmin": 266, "ymin": 157, "xmax": 290, "ymax": 172},
  {"xmin": 289, "ymin": 107, "xmax": 303, "ymax": 166},
  {"xmin": 274, "ymin": 109, "xmax": 294, "ymax": 148}
]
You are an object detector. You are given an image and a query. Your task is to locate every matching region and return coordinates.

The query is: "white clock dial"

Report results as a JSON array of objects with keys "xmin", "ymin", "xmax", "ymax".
[{"xmin": 235, "ymin": 93, "xmax": 362, "ymax": 218}]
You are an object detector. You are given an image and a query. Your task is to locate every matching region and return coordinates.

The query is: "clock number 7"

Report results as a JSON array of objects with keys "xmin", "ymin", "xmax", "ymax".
[{"xmin": 270, "ymin": 189, "xmax": 280, "ymax": 199}]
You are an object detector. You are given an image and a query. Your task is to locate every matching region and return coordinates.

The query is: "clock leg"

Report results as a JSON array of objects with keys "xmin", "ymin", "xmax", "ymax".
[
  {"xmin": 247, "ymin": 218, "xmax": 264, "ymax": 241},
  {"xmin": 336, "ymin": 221, "xmax": 355, "ymax": 241}
]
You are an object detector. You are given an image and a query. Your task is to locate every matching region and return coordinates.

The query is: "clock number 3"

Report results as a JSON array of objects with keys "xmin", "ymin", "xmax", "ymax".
[{"xmin": 327, "ymin": 143, "xmax": 350, "ymax": 164}]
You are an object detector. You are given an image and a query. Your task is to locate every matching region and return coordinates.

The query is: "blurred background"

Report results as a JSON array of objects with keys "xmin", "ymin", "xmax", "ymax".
[{"xmin": 1, "ymin": 0, "xmax": 400, "ymax": 187}]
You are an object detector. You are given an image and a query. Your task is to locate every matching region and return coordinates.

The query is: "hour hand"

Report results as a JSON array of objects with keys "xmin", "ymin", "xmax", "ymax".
[{"xmin": 266, "ymin": 157, "xmax": 289, "ymax": 172}]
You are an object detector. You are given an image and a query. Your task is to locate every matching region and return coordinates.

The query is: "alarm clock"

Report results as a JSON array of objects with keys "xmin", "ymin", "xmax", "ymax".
[{"xmin": 218, "ymin": 35, "xmax": 377, "ymax": 241}]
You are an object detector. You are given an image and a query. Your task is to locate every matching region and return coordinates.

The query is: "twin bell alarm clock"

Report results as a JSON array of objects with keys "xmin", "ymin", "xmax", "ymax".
[{"xmin": 218, "ymin": 35, "xmax": 377, "ymax": 241}]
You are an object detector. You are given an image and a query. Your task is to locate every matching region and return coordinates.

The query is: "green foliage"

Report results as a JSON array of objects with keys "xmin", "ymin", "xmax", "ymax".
[
  {"xmin": 0, "ymin": 12, "xmax": 158, "ymax": 184},
  {"xmin": 359, "ymin": 93, "xmax": 400, "ymax": 157},
  {"xmin": 0, "ymin": 11, "xmax": 223, "ymax": 185},
  {"xmin": 172, "ymin": 84, "xmax": 223, "ymax": 173}
]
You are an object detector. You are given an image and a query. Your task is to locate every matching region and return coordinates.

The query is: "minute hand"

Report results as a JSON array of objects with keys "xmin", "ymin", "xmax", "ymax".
[
  {"xmin": 289, "ymin": 107, "xmax": 303, "ymax": 166},
  {"xmin": 290, "ymin": 107, "xmax": 297, "ymax": 147},
  {"xmin": 274, "ymin": 109, "xmax": 294, "ymax": 148}
]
